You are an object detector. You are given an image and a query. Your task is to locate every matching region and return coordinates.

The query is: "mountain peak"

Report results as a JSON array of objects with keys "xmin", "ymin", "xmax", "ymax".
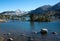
[
  {"xmin": 56, "ymin": 2, "xmax": 60, "ymax": 5},
  {"xmin": 51, "ymin": 2, "xmax": 60, "ymax": 10},
  {"xmin": 54, "ymin": 2, "xmax": 60, "ymax": 6},
  {"xmin": 41, "ymin": 5, "xmax": 51, "ymax": 7},
  {"xmin": 28, "ymin": 2, "xmax": 60, "ymax": 14},
  {"xmin": 36, "ymin": 5, "xmax": 51, "ymax": 11}
]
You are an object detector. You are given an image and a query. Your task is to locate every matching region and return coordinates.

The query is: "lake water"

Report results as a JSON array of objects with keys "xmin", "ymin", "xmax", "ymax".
[{"xmin": 0, "ymin": 20, "xmax": 60, "ymax": 36}]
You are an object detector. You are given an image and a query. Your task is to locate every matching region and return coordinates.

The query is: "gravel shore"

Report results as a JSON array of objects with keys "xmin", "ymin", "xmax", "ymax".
[{"xmin": 0, "ymin": 32, "xmax": 60, "ymax": 41}]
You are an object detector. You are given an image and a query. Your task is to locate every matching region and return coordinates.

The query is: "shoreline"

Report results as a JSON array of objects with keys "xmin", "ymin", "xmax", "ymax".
[
  {"xmin": 0, "ymin": 31, "xmax": 60, "ymax": 41},
  {"xmin": 0, "ymin": 19, "xmax": 7, "ymax": 23}
]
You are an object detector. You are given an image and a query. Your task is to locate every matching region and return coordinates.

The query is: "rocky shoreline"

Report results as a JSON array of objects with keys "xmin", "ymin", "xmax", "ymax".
[{"xmin": 0, "ymin": 29, "xmax": 60, "ymax": 41}]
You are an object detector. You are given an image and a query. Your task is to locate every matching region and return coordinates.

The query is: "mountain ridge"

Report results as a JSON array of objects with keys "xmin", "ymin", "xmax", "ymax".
[
  {"xmin": 28, "ymin": 2, "xmax": 60, "ymax": 15},
  {"xmin": 0, "ymin": 2, "xmax": 60, "ymax": 16}
]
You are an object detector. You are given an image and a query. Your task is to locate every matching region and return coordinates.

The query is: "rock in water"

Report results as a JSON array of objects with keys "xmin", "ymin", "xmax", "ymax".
[
  {"xmin": 7, "ymin": 38, "xmax": 13, "ymax": 41},
  {"xmin": 52, "ymin": 32, "xmax": 58, "ymax": 35},
  {"xmin": 40, "ymin": 28, "xmax": 48, "ymax": 35},
  {"xmin": 7, "ymin": 39, "xmax": 11, "ymax": 41}
]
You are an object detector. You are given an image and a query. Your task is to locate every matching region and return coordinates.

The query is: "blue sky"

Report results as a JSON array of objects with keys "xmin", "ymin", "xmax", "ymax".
[{"xmin": 0, "ymin": 0, "xmax": 60, "ymax": 12}]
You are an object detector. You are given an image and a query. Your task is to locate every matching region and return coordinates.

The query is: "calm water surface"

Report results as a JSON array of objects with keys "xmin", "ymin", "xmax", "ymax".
[{"xmin": 0, "ymin": 20, "xmax": 60, "ymax": 36}]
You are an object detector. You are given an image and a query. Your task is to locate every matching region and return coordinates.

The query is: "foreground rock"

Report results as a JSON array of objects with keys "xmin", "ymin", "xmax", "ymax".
[
  {"xmin": 7, "ymin": 38, "xmax": 13, "ymax": 41},
  {"xmin": 40, "ymin": 28, "xmax": 48, "ymax": 35}
]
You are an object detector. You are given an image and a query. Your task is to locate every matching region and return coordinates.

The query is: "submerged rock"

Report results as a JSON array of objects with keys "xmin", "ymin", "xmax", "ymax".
[
  {"xmin": 20, "ymin": 34, "xmax": 25, "ymax": 36},
  {"xmin": 32, "ymin": 31, "xmax": 37, "ymax": 34},
  {"xmin": 52, "ymin": 32, "xmax": 58, "ymax": 35},
  {"xmin": 7, "ymin": 33, "xmax": 11, "ymax": 35},
  {"xmin": 27, "ymin": 37, "xmax": 34, "ymax": 41}
]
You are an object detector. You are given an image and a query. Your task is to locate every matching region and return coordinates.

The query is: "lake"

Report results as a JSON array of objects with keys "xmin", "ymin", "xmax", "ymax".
[{"xmin": 0, "ymin": 20, "xmax": 60, "ymax": 36}]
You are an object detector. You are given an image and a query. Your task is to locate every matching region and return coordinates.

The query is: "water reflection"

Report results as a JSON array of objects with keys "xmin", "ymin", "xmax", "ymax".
[
  {"xmin": 30, "ymin": 21, "xmax": 35, "ymax": 29},
  {"xmin": 0, "ymin": 20, "xmax": 60, "ymax": 35}
]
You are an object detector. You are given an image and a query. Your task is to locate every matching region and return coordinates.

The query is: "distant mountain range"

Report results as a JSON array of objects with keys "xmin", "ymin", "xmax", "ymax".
[
  {"xmin": 0, "ymin": 2, "xmax": 60, "ymax": 17},
  {"xmin": 28, "ymin": 2, "xmax": 60, "ymax": 17},
  {"xmin": 28, "ymin": 5, "xmax": 52, "ymax": 14},
  {"xmin": 0, "ymin": 9, "xmax": 28, "ymax": 16},
  {"xmin": 51, "ymin": 2, "xmax": 60, "ymax": 11}
]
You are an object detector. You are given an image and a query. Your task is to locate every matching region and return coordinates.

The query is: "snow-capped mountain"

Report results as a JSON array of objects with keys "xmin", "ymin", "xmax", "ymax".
[{"xmin": 0, "ymin": 9, "xmax": 28, "ymax": 16}]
